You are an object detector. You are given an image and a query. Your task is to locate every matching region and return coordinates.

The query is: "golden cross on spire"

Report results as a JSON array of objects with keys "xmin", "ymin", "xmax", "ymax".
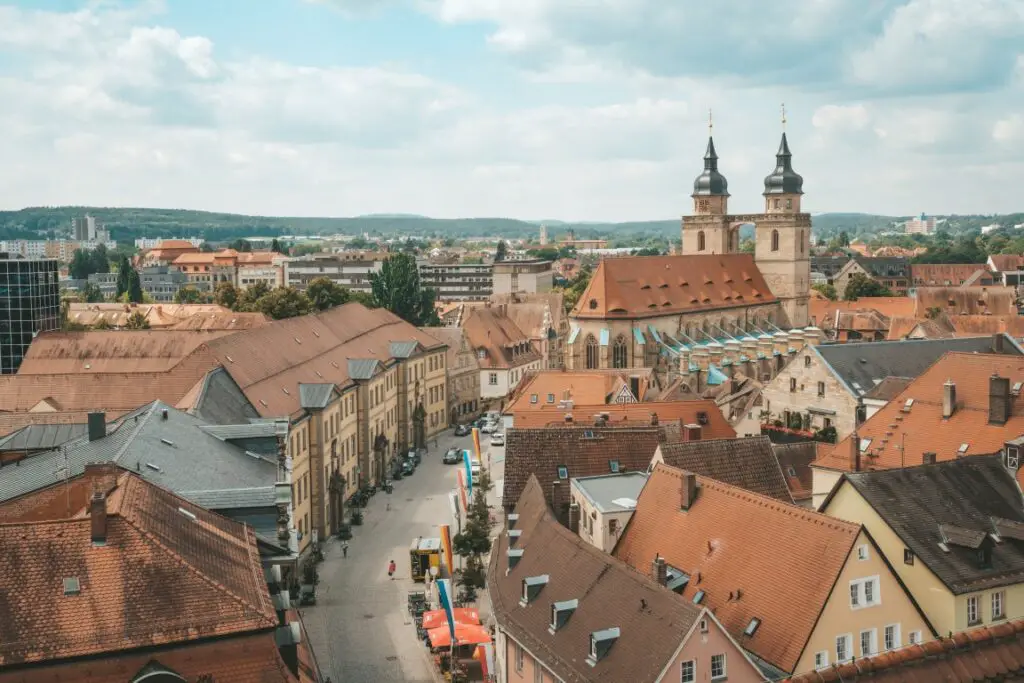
[
  {"xmin": 708, "ymin": 108, "xmax": 713, "ymax": 135},
  {"xmin": 781, "ymin": 103, "xmax": 787, "ymax": 130}
]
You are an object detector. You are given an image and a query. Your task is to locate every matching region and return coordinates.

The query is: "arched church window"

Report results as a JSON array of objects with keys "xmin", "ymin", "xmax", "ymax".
[
  {"xmin": 771, "ymin": 230, "xmax": 779, "ymax": 252},
  {"xmin": 697, "ymin": 231, "xmax": 706, "ymax": 252},
  {"xmin": 773, "ymin": 199, "xmax": 780, "ymax": 209},
  {"xmin": 786, "ymin": 198, "xmax": 793, "ymax": 210},
  {"xmin": 585, "ymin": 334, "xmax": 599, "ymax": 369},
  {"xmin": 612, "ymin": 335, "xmax": 628, "ymax": 368}
]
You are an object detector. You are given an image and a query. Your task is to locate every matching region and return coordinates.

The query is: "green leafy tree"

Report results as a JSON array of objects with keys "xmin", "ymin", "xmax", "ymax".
[
  {"xmin": 270, "ymin": 238, "xmax": 285, "ymax": 254},
  {"xmin": 561, "ymin": 264, "xmax": 593, "ymax": 312},
  {"xmin": 91, "ymin": 243, "xmax": 110, "ymax": 274},
  {"xmin": 306, "ymin": 277, "xmax": 351, "ymax": 311},
  {"xmin": 256, "ymin": 287, "xmax": 312, "ymax": 320},
  {"xmin": 350, "ymin": 290, "xmax": 378, "ymax": 308},
  {"xmin": 495, "ymin": 240, "xmax": 508, "ymax": 262},
  {"xmin": 127, "ymin": 268, "xmax": 144, "ymax": 304},
  {"xmin": 174, "ymin": 286, "xmax": 202, "ymax": 304},
  {"xmin": 526, "ymin": 247, "xmax": 559, "ymax": 261},
  {"xmin": 124, "ymin": 311, "xmax": 150, "ymax": 329},
  {"xmin": 214, "ymin": 281, "xmax": 241, "ymax": 309},
  {"xmin": 69, "ymin": 250, "xmax": 94, "ymax": 280},
  {"xmin": 452, "ymin": 485, "xmax": 493, "ymax": 590},
  {"xmin": 115, "ymin": 254, "xmax": 132, "ymax": 299},
  {"xmin": 812, "ymin": 283, "xmax": 837, "ymax": 300},
  {"xmin": 369, "ymin": 252, "xmax": 440, "ymax": 326},
  {"xmin": 843, "ymin": 273, "xmax": 893, "ymax": 300},
  {"xmin": 230, "ymin": 239, "xmax": 253, "ymax": 253},
  {"xmin": 81, "ymin": 282, "xmax": 105, "ymax": 303},
  {"xmin": 236, "ymin": 281, "xmax": 271, "ymax": 311}
]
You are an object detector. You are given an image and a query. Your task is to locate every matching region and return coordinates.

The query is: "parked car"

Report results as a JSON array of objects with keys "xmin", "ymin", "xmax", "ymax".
[
  {"xmin": 480, "ymin": 421, "xmax": 497, "ymax": 434},
  {"xmin": 401, "ymin": 459, "xmax": 416, "ymax": 476},
  {"xmin": 490, "ymin": 433, "xmax": 505, "ymax": 447},
  {"xmin": 454, "ymin": 424, "xmax": 471, "ymax": 437},
  {"xmin": 407, "ymin": 449, "xmax": 422, "ymax": 466},
  {"xmin": 443, "ymin": 448, "xmax": 462, "ymax": 464}
]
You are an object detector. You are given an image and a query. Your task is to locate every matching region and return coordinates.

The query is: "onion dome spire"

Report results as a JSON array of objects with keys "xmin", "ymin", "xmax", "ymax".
[
  {"xmin": 692, "ymin": 109, "xmax": 729, "ymax": 197},
  {"xmin": 763, "ymin": 104, "xmax": 804, "ymax": 195}
]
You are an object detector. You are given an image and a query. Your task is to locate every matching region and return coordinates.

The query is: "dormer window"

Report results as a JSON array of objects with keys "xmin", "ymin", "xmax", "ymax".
[
  {"xmin": 549, "ymin": 599, "xmax": 578, "ymax": 633},
  {"xmin": 587, "ymin": 627, "xmax": 620, "ymax": 666},
  {"xmin": 521, "ymin": 575, "xmax": 549, "ymax": 605}
]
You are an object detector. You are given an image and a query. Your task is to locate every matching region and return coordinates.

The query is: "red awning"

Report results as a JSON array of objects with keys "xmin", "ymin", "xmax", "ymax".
[
  {"xmin": 421, "ymin": 608, "xmax": 480, "ymax": 630},
  {"xmin": 427, "ymin": 622, "xmax": 492, "ymax": 649}
]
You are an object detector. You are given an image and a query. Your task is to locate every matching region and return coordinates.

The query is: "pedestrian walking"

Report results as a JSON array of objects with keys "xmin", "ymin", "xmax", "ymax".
[
  {"xmin": 388, "ymin": 559, "xmax": 397, "ymax": 579},
  {"xmin": 341, "ymin": 542, "xmax": 349, "ymax": 558}
]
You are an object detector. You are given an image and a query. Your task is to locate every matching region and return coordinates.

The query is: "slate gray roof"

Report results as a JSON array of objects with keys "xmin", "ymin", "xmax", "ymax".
[
  {"xmin": 347, "ymin": 358, "xmax": 380, "ymax": 380},
  {"xmin": 0, "ymin": 423, "xmax": 88, "ymax": 452},
  {"xmin": 571, "ymin": 472, "xmax": 648, "ymax": 513},
  {"xmin": 854, "ymin": 256, "xmax": 911, "ymax": 278},
  {"xmin": 192, "ymin": 367, "xmax": 261, "ymax": 425},
  {"xmin": 178, "ymin": 486, "xmax": 277, "ymax": 510},
  {"xmin": 198, "ymin": 422, "xmax": 282, "ymax": 441},
  {"xmin": 0, "ymin": 401, "xmax": 278, "ymax": 505},
  {"xmin": 389, "ymin": 341, "xmax": 421, "ymax": 359},
  {"xmin": 815, "ymin": 335, "xmax": 1023, "ymax": 397},
  {"xmin": 658, "ymin": 435, "xmax": 794, "ymax": 503},
  {"xmin": 839, "ymin": 454, "xmax": 1024, "ymax": 594},
  {"xmin": 298, "ymin": 383, "xmax": 335, "ymax": 410}
]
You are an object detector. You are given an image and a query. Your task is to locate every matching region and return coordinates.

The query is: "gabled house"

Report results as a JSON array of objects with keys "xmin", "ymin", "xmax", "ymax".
[
  {"xmin": 761, "ymin": 334, "xmax": 1022, "ymax": 446},
  {"xmin": 614, "ymin": 464, "xmax": 935, "ymax": 677},
  {"xmin": 651, "ymin": 435, "xmax": 794, "ymax": 503},
  {"xmin": 421, "ymin": 326, "xmax": 482, "ymax": 424},
  {"xmin": 833, "ymin": 257, "xmax": 911, "ymax": 298},
  {"xmin": 988, "ymin": 254, "xmax": 1024, "ymax": 287},
  {"xmin": 813, "ymin": 352, "xmax": 1024, "ymax": 506},
  {"xmin": 820, "ymin": 454, "xmax": 1024, "ymax": 636},
  {"xmin": 464, "ymin": 304, "xmax": 543, "ymax": 408},
  {"xmin": 490, "ymin": 475, "xmax": 766, "ymax": 683}
]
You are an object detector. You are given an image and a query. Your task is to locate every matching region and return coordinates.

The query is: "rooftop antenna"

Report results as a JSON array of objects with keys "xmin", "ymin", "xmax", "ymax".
[
  {"xmin": 708, "ymin": 108, "xmax": 713, "ymax": 135},
  {"xmin": 781, "ymin": 103, "xmax": 787, "ymax": 131}
]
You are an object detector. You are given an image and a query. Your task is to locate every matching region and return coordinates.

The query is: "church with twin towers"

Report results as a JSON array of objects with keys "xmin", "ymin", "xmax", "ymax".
[{"xmin": 564, "ymin": 115, "xmax": 813, "ymax": 372}]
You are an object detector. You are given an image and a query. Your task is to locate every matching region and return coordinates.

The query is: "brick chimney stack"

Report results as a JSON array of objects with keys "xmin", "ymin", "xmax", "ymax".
[
  {"xmin": 90, "ymin": 491, "xmax": 107, "ymax": 546},
  {"xmin": 943, "ymin": 380, "xmax": 957, "ymax": 419},
  {"xmin": 680, "ymin": 472, "xmax": 698, "ymax": 510},
  {"xmin": 989, "ymin": 374, "xmax": 1011, "ymax": 425},
  {"xmin": 651, "ymin": 555, "xmax": 668, "ymax": 586},
  {"xmin": 850, "ymin": 431, "xmax": 861, "ymax": 473}
]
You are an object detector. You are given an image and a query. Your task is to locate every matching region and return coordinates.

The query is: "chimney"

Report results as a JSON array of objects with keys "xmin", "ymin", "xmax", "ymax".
[
  {"xmin": 87, "ymin": 412, "xmax": 106, "ymax": 442},
  {"xmin": 850, "ymin": 431, "xmax": 861, "ymax": 473},
  {"xmin": 923, "ymin": 452, "xmax": 937, "ymax": 465},
  {"xmin": 649, "ymin": 412, "xmax": 659, "ymax": 427},
  {"xmin": 161, "ymin": 408, "xmax": 169, "ymax": 420},
  {"xmin": 90, "ymin": 491, "xmax": 107, "ymax": 546},
  {"xmin": 995, "ymin": 333, "xmax": 1005, "ymax": 353},
  {"xmin": 651, "ymin": 555, "xmax": 668, "ymax": 586},
  {"xmin": 564, "ymin": 413, "xmax": 573, "ymax": 424},
  {"xmin": 989, "ymin": 374, "xmax": 1011, "ymax": 426},
  {"xmin": 685, "ymin": 423, "xmax": 702, "ymax": 442},
  {"xmin": 943, "ymin": 380, "xmax": 957, "ymax": 419},
  {"xmin": 680, "ymin": 472, "xmax": 698, "ymax": 510}
]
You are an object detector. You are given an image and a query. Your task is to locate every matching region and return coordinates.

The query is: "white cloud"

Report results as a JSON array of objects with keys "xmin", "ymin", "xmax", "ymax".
[{"xmin": 0, "ymin": 1, "xmax": 1022, "ymax": 220}]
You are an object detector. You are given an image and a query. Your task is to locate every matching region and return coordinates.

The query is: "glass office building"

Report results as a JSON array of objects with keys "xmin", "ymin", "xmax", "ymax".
[{"xmin": 0, "ymin": 253, "xmax": 60, "ymax": 374}]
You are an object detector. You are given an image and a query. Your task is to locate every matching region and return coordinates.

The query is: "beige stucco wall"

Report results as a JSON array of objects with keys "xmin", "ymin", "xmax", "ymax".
[
  {"xmin": 423, "ymin": 349, "xmax": 448, "ymax": 437},
  {"xmin": 823, "ymin": 481, "xmax": 1024, "ymax": 635},
  {"xmin": 761, "ymin": 349, "xmax": 859, "ymax": 440},
  {"xmin": 503, "ymin": 632, "xmax": 558, "ymax": 683},
  {"xmin": 289, "ymin": 416, "xmax": 313, "ymax": 553},
  {"xmin": 338, "ymin": 389, "xmax": 359, "ymax": 500},
  {"xmin": 793, "ymin": 528, "xmax": 933, "ymax": 675},
  {"xmin": 811, "ymin": 467, "xmax": 843, "ymax": 510}
]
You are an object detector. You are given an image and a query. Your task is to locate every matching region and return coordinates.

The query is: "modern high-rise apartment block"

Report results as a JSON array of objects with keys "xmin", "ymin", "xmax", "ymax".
[{"xmin": 0, "ymin": 253, "xmax": 61, "ymax": 374}]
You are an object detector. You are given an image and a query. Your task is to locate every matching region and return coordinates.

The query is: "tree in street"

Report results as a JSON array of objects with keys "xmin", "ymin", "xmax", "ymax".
[
  {"xmin": 306, "ymin": 277, "xmax": 351, "ymax": 311},
  {"xmin": 115, "ymin": 254, "xmax": 132, "ymax": 299},
  {"xmin": 81, "ymin": 282, "xmax": 105, "ymax": 303},
  {"xmin": 236, "ymin": 281, "xmax": 272, "ymax": 311},
  {"xmin": 843, "ymin": 273, "xmax": 893, "ymax": 300},
  {"xmin": 495, "ymin": 240, "xmax": 507, "ymax": 262},
  {"xmin": 91, "ymin": 243, "xmax": 110, "ymax": 274},
  {"xmin": 127, "ymin": 268, "xmax": 144, "ymax": 304},
  {"xmin": 369, "ymin": 252, "xmax": 440, "ymax": 326}
]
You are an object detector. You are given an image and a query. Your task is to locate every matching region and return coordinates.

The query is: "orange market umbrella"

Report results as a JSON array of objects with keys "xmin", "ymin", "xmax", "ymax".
[
  {"xmin": 421, "ymin": 608, "xmax": 481, "ymax": 630},
  {"xmin": 427, "ymin": 622, "xmax": 492, "ymax": 649}
]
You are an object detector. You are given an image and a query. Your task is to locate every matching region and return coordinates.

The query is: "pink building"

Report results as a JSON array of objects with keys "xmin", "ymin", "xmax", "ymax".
[{"xmin": 488, "ymin": 474, "xmax": 766, "ymax": 683}]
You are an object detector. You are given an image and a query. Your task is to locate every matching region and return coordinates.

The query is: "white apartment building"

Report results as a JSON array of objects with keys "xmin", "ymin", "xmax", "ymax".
[
  {"xmin": 905, "ymin": 213, "xmax": 937, "ymax": 235},
  {"xmin": 283, "ymin": 255, "xmax": 382, "ymax": 293},
  {"xmin": 135, "ymin": 237, "xmax": 205, "ymax": 249}
]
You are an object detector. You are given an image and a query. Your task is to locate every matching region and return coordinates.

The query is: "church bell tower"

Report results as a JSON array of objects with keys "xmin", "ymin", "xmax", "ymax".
[
  {"xmin": 682, "ymin": 112, "xmax": 736, "ymax": 254},
  {"xmin": 754, "ymin": 106, "xmax": 811, "ymax": 328}
]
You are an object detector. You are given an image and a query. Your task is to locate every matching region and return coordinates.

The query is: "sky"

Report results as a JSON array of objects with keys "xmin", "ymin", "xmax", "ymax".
[{"xmin": 0, "ymin": 0, "xmax": 1022, "ymax": 221}]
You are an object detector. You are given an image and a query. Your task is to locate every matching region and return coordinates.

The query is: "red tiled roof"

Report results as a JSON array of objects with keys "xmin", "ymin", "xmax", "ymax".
[
  {"xmin": 816, "ymin": 352, "xmax": 1024, "ymax": 475},
  {"xmin": 571, "ymin": 254, "xmax": 776, "ymax": 319},
  {"xmin": 0, "ymin": 632, "xmax": 298, "ymax": 683},
  {"xmin": 910, "ymin": 264, "xmax": 993, "ymax": 286},
  {"xmin": 914, "ymin": 286, "xmax": 1016, "ymax": 317},
  {"xmin": 463, "ymin": 306, "xmax": 539, "ymax": 370},
  {"xmin": 0, "ymin": 468, "xmax": 277, "ymax": 667},
  {"xmin": 810, "ymin": 297, "xmax": 915, "ymax": 328},
  {"xmin": 506, "ymin": 368, "xmax": 655, "ymax": 414},
  {"xmin": 988, "ymin": 254, "xmax": 1024, "ymax": 273},
  {"xmin": 511, "ymin": 399, "xmax": 735, "ymax": 437},
  {"xmin": 614, "ymin": 463, "xmax": 860, "ymax": 673},
  {"xmin": 785, "ymin": 618, "xmax": 1024, "ymax": 682}
]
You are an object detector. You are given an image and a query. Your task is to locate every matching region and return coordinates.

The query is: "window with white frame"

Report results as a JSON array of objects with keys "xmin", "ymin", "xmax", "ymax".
[
  {"xmin": 857, "ymin": 544, "xmax": 869, "ymax": 561},
  {"xmin": 489, "ymin": 373, "xmax": 498, "ymax": 386},
  {"xmin": 968, "ymin": 595, "xmax": 981, "ymax": 625},
  {"xmin": 860, "ymin": 628, "xmax": 877, "ymax": 657},
  {"xmin": 884, "ymin": 624, "xmax": 901, "ymax": 651},
  {"xmin": 908, "ymin": 630, "xmax": 921, "ymax": 645},
  {"xmin": 815, "ymin": 651, "xmax": 828, "ymax": 670},
  {"xmin": 850, "ymin": 576, "xmax": 880, "ymax": 609},
  {"xmin": 680, "ymin": 660, "xmax": 695, "ymax": 683},
  {"xmin": 836, "ymin": 634, "xmax": 852, "ymax": 663},
  {"xmin": 515, "ymin": 642, "xmax": 524, "ymax": 672},
  {"xmin": 993, "ymin": 591, "xmax": 1006, "ymax": 620},
  {"xmin": 710, "ymin": 654, "xmax": 726, "ymax": 680}
]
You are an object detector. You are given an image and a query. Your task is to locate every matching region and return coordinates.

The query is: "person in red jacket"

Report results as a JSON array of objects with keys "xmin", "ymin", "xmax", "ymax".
[{"xmin": 388, "ymin": 559, "xmax": 396, "ymax": 579}]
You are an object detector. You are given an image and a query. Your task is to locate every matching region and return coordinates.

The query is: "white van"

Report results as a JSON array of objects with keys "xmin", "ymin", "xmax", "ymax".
[{"xmin": 469, "ymin": 453, "xmax": 482, "ymax": 485}]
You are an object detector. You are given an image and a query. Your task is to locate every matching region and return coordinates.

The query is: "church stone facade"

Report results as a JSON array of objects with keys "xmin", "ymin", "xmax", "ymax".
[{"xmin": 565, "ymin": 129, "xmax": 813, "ymax": 372}]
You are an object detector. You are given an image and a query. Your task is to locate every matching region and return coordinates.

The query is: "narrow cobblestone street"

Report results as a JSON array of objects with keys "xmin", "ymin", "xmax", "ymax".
[{"xmin": 301, "ymin": 428, "xmax": 505, "ymax": 683}]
